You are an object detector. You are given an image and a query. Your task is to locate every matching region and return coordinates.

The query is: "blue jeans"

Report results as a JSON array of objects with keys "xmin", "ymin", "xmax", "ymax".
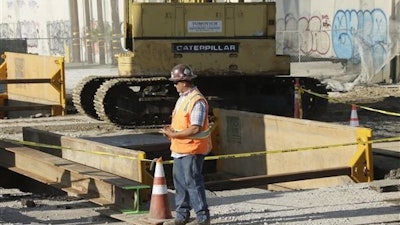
[{"xmin": 173, "ymin": 154, "xmax": 210, "ymax": 222}]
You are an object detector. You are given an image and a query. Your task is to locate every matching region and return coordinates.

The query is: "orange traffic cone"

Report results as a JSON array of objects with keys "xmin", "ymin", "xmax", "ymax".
[
  {"xmin": 143, "ymin": 157, "xmax": 172, "ymax": 224},
  {"xmin": 350, "ymin": 104, "xmax": 359, "ymax": 127}
]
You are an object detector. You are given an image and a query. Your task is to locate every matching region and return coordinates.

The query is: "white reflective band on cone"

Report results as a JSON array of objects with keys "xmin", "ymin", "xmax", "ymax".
[
  {"xmin": 152, "ymin": 184, "xmax": 168, "ymax": 195},
  {"xmin": 154, "ymin": 163, "xmax": 165, "ymax": 177}
]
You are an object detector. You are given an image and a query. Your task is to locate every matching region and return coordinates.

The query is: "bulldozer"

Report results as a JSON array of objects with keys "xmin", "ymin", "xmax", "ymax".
[{"xmin": 72, "ymin": 0, "xmax": 327, "ymax": 128}]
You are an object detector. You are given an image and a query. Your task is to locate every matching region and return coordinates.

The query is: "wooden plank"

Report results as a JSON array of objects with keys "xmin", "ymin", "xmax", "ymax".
[
  {"xmin": 22, "ymin": 127, "xmax": 149, "ymax": 185},
  {"xmin": 22, "ymin": 127, "xmax": 153, "ymax": 202},
  {"xmin": 97, "ymin": 208, "xmax": 151, "ymax": 224},
  {"xmin": 0, "ymin": 140, "xmax": 150, "ymax": 212}
]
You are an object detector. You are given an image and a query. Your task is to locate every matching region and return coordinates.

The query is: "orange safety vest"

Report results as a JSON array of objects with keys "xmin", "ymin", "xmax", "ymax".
[{"xmin": 170, "ymin": 89, "xmax": 211, "ymax": 154}]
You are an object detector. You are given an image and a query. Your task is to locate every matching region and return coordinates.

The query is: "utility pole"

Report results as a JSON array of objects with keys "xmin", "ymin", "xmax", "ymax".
[
  {"xmin": 97, "ymin": 0, "xmax": 106, "ymax": 64},
  {"xmin": 390, "ymin": 0, "xmax": 399, "ymax": 83},
  {"xmin": 84, "ymin": 0, "xmax": 93, "ymax": 64},
  {"xmin": 123, "ymin": 0, "xmax": 132, "ymax": 51},
  {"xmin": 69, "ymin": 0, "xmax": 81, "ymax": 63},
  {"xmin": 110, "ymin": 0, "xmax": 121, "ymax": 65}
]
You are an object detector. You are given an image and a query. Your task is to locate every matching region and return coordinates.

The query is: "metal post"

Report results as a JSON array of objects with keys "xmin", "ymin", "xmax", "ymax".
[
  {"xmin": 84, "ymin": 0, "xmax": 93, "ymax": 64},
  {"xmin": 294, "ymin": 78, "xmax": 302, "ymax": 118},
  {"xmin": 97, "ymin": 0, "xmax": 106, "ymax": 65},
  {"xmin": 69, "ymin": 0, "xmax": 81, "ymax": 63}
]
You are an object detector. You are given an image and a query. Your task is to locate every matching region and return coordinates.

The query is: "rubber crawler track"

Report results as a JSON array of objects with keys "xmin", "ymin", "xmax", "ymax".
[{"xmin": 73, "ymin": 75, "xmax": 328, "ymax": 128}]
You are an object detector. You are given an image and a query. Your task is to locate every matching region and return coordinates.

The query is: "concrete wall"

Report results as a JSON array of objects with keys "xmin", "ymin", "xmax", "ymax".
[
  {"xmin": 213, "ymin": 109, "xmax": 372, "ymax": 190},
  {"xmin": 0, "ymin": 0, "xmax": 124, "ymax": 62},
  {"xmin": 0, "ymin": 0, "xmax": 71, "ymax": 55},
  {"xmin": 276, "ymin": 0, "xmax": 400, "ymax": 84}
]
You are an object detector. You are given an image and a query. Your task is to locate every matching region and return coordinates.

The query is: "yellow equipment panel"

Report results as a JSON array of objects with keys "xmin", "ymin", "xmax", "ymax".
[
  {"xmin": 130, "ymin": 2, "xmax": 276, "ymax": 38},
  {"xmin": 124, "ymin": 39, "xmax": 290, "ymax": 76},
  {"xmin": 125, "ymin": 2, "xmax": 289, "ymax": 77}
]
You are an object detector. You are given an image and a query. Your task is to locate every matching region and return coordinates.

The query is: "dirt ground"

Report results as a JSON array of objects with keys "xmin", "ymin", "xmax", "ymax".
[{"xmin": 0, "ymin": 84, "xmax": 399, "ymax": 224}]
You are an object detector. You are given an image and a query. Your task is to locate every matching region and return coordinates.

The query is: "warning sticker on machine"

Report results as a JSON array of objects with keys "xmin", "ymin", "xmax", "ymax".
[
  {"xmin": 172, "ymin": 43, "xmax": 239, "ymax": 53},
  {"xmin": 188, "ymin": 21, "xmax": 222, "ymax": 33}
]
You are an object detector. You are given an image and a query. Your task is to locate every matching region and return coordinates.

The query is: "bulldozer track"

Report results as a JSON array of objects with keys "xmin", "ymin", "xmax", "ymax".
[
  {"xmin": 72, "ymin": 75, "xmax": 328, "ymax": 128},
  {"xmin": 72, "ymin": 75, "xmax": 119, "ymax": 119},
  {"xmin": 93, "ymin": 76, "xmax": 173, "ymax": 128}
]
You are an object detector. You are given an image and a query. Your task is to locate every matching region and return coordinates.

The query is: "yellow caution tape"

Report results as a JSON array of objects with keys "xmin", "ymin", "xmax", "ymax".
[
  {"xmin": 203, "ymin": 136, "xmax": 400, "ymax": 161},
  {"xmin": 1, "ymin": 138, "xmax": 138, "ymax": 160},
  {"xmin": 302, "ymin": 88, "xmax": 400, "ymax": 117},
  {"xmin": 368, "ymin": 136, "xmax": 400, "ymax": 144},
  {"xmin": 357, "ymin": 105, "xmax": 400, "ymax": 117},
  {"xmin": 2, "ymin": 135, "xmax": 399, "ymax": 164},
  {"xmin": 162, "ymin": 136, "xmax": 400, "ymax": 164}
]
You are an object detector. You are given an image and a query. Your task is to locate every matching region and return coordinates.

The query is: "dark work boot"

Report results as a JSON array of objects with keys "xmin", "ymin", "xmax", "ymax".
[
  {"xmin": 186, "ymin": 220, "xmax": 211, "ymax": 225},
  {"xmin": 163, "ymin": 219, "xmax": 189, "ymax": 225}
]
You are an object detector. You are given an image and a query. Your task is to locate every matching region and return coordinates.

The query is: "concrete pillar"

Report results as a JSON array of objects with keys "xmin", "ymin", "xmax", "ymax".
[{"xmin": 69, "ymin": 0, "xmax": 81, "ymax": 63}]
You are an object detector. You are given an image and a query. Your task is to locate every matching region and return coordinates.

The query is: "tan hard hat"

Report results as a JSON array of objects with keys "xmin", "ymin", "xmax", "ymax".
[{"xmin": 169, "ymin": 64, "xmax": 197, "ymax": 82}]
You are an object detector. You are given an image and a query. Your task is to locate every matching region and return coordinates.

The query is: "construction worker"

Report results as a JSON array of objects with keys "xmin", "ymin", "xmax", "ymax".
[{"xmin": 160, "ymin": 64, "xmax": 211, "ymax": 225}]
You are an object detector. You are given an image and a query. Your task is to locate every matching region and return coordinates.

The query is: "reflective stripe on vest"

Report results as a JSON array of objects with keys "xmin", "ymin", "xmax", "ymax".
[{"xmin": 184, "ymin": 123, "xmax": 215, "ymax": 139}]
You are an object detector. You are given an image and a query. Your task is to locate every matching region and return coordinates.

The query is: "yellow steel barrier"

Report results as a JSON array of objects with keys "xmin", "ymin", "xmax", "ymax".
[
  {"xmin": 0, "ymin": 93, "xmax": 7, "ymax": 118},
  {"xmin": 349, "ymin": 128, "xmax": 374, "ymax": 182},
  {"xmin": 0, "ymin": 52, "xmax": 66, "ymax": 116},
  {"xmin": 212, "ymin": 108, "xmax": 374, "ymax": 189}
]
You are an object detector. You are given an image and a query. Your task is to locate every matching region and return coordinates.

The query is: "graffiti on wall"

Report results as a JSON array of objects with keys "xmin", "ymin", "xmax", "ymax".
[
  {"xmin": 0, "ymin": 20, "xmax": 70, "ymax": 55},
  {"xmin": 47, "ymin": 21, "xmax": 71, "ymax": 55},
  {"xmin": 16, "ymin": 21, "xmax": 40, "ymax": 48},
  {"xmin": 332, "ymin": 8, "xmax": 388, "ymax": 68},
  {"xmin": 0, "ymin": 21, "xmax": 40, "ymax": 48},
  {"xmin": 6, "ymin": 0, "xmax": 39, "ymax": 9},
  {"xmin": 4, "ymin": 0, "xmax": 40, "ymax": 47},
  {"xmin": 276, "ymin": 13, "xmax": 333, "ymax": 57},
  {"xmin": 298, "ymin": 15, "xmax": 332, "ymax": 56},
  {"xmin": 277, "ymin": 7, "xmax": 389, "ymax": 69},
  {"xmin": 0, "ymin": 24, "xmax": 14, "ymax": 38},
  {"xmin": 1, "ymin": 0, "xmax": 70, "ymax": 55}
]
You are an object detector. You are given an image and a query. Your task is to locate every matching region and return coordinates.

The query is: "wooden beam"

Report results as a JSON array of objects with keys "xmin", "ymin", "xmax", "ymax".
[{"xmin": 0, "ymin": 140, "xmax": 150, "ymax": 213}]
